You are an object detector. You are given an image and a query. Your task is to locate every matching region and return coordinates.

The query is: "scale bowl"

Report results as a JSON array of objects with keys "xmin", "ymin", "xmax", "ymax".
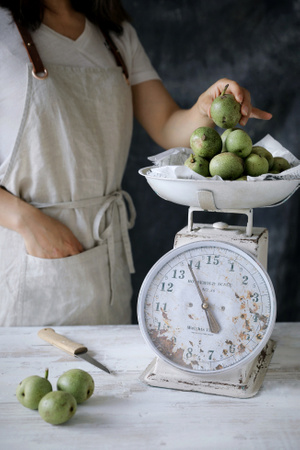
[{"xmin": 139, "ymin": 167, "xmax": 300, "ymax": 209}]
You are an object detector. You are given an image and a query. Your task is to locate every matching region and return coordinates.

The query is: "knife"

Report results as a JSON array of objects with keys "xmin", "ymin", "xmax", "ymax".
[{"xmin": 38, "ymin": 328, "xmax": 111, "ymax": 374}]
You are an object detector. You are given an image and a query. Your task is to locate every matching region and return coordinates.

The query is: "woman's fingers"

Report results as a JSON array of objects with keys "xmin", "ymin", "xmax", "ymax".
[{"xmin": 205, "ymin": 78, "xmax": 272, "ymax": 126}]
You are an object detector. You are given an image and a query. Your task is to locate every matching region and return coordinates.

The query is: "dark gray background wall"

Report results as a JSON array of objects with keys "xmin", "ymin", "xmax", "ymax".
[{"xmin": 122, "ymin": 0, "xmax": 300, "ymax": 323}]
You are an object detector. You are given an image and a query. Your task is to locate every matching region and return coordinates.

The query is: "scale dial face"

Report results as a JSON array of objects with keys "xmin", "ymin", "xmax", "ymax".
[{"xmin": 138, "ymin": 241, "xmax": 276, "ymax": 374}]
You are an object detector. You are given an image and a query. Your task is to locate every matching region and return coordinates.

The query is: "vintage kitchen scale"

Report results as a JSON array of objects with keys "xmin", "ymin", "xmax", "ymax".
[{"xmin": 137, "ymin": 168, "xmax": 300, "ymax": 398}]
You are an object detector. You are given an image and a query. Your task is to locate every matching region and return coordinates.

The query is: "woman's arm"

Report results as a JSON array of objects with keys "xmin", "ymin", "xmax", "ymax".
[
  {"xmin": 0, "ymin": 187, "xmax": 83, "ymax": 258},
  {"xmin": 132, "ymin": 78, "xmax": 272, "ymax": 149}
]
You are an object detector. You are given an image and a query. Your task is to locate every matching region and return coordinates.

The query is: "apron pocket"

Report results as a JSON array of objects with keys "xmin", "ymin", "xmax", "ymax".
[{"xmin": 22, "ymin": 243, "xmax": 111, "ymax": 326}]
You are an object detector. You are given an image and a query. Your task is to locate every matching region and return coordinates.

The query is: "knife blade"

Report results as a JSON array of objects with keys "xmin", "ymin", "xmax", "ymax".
[{"xmin": 38, "ymin": 328, "xmax": 111, "ymax": 374}]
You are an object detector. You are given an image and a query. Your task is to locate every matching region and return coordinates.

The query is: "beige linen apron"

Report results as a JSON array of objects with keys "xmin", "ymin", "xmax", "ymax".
[{"xmin": 0, "ymin": 35, "xmax": 136, "ymax": 326}]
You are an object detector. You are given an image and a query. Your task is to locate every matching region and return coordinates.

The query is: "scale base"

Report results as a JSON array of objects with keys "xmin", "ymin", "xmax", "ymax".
[{"xmin": 140, "ymin": 339, "xmax": 277, "ymax": 398}]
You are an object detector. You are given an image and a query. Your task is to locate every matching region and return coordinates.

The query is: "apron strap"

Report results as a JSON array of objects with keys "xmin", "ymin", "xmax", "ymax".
[
  {"xmin": 100, "ymin": 26, "xmax": 130, "ymax": 85},
  {"xmin": 14, "ymin": 21, "xmax": 48, "ymax": 80},
  {"xmin": 14, "ymin": 19, "xmax": 130, "ymax": 84}
]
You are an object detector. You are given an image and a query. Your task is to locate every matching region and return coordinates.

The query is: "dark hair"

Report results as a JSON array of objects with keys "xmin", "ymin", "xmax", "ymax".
[{"xmin": 0, "ymin": 0, "xmax": 131, "ymax": 34}]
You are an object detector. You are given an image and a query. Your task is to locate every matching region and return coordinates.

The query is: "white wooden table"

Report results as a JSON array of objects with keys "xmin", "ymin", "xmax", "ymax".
[{"xmin": 0, "ymin": 323, "xmax": 299, "ymax": 450}]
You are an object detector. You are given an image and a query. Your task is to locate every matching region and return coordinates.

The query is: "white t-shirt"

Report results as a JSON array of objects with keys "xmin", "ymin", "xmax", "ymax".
[{"xmin": 0, "ymin": 8, "xmax": 160, "ymax": 166}]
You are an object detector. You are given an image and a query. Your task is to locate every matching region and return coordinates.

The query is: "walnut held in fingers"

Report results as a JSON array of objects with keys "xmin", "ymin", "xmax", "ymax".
[{"xmin": 211, "ymin": 84, "xmax": 242, "ymax": 129}]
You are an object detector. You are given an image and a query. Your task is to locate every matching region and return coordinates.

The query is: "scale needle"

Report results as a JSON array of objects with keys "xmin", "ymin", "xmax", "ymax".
[{"xmin": 188, "ymin": 265, "xmax": 220, "ymax": 334}]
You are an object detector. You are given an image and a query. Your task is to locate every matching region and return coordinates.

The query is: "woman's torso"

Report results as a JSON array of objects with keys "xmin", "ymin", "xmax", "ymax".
[{"xmin": 0, "ymin": 8, "xmax": 160, "ymax": 168}]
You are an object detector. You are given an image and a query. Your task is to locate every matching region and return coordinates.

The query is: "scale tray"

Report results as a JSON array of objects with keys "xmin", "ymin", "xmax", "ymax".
[{"xmin": 139, "ymin": 167, "xmax": 299, "ymax": 210}]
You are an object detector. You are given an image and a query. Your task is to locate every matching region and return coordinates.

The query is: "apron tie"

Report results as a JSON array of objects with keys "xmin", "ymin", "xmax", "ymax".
[
  {"xmin": 92, "ymin": 190, "xmax": 136, "ymax": 307},
  {"xmin": 93, "ymin": 190, "xmax": 136, "ymax": 274}
]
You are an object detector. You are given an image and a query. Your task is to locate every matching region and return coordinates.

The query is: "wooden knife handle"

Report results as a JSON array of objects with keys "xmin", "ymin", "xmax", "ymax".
[{"xmin": 38, "ymin": 328, "xmax": 87, "ymax": 355}]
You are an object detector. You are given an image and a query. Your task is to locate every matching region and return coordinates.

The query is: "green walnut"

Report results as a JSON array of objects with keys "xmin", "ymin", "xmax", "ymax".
[
  {"xmin": 225, "ymin": 129, "xmax": 252, "ymax": 158},
  {"xmin": 57, "ymin": 369, "xmax": 95, "ymax": 404},
  {"xmin": 184, "ymin": 154, "xmax": 210, "ymax": 177},
  {"xmin": 251, "ymin": 146, "xmax": 274, "ymax": 170},
  {"xmin": 38, "ymin": 391, "xmax": 77, "ymax": 425},
  {"xmin": 244, "ymin": 153, "xmax": 269, "ymax": 177},
  {"xmin": 190, "ymin": 126, "xmax": 222, "ymax": 160},
  {"xmin": 220, "ymin": 128, "xmax": 234, "ymax": 152},
  {"xmin": 209, "ymin": 152, "xmax": 244, "ymax": 180},
  {"xmin": 210, "ymin": 84, "xmax": 242, "ymax": 129},
  {"xmin": 16, "ymin": 369, "xmax": 52, "ymax": 410},
  {"xmin": 271, "ymin": 157, "xmax": 291, "ymax": 173}
]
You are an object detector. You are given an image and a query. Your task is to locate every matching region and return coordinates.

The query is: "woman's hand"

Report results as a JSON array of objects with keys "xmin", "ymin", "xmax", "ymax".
[
  {"xmin": 132, "ymin": 78, "xmax": 272, "ymax": 150},
  {"xmin": 20, "ymin": 208, "xmax": 84, "ymax": 259},
  {"xmin": 197, "ymin": 78, "xmax": 272, "ymax": 127},
  {"xmin": 0, "ymin": 188, "xmax": 84, "ymax": 259}
]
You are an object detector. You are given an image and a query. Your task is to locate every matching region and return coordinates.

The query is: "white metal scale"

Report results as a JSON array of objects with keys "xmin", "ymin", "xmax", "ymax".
[{"xmin": 137, "ymin": 175, "xmax": 299, "ymax": 398}]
